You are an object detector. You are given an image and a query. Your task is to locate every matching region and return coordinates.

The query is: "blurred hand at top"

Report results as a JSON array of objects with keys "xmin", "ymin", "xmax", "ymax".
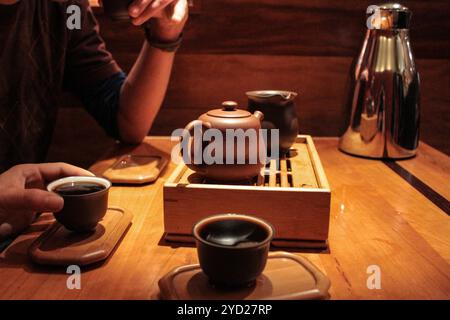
[
  {"xmin": 0, "ymin": 163, "xmax": 93, "ymax": 241},
  {"xmin": 128, "ymin": 0, "xmax": 189, "ymax": 41}
]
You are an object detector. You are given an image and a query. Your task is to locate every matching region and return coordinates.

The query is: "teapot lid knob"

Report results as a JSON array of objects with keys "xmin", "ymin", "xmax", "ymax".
[{"xmin": 222, "ymin": 101, "xmax": 238, "ymax": 111}]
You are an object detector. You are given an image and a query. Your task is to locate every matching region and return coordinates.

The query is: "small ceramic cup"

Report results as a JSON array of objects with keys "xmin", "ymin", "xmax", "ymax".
[
  {"xmin": 47, "ymin": 176, "xmax": 111, "ymax": 232},
  {"xmin": 247, "ymin": 90, "xmax": 299, "ymax": 155},
  {"xmin": 193, "ymin": 214, "xmax": 274, "ymax": 288}
]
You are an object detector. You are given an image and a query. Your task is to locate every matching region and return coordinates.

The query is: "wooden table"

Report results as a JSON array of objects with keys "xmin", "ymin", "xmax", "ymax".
[{"xmin": 0, "ymin": 137, "xmax": 449, "ymax": 299}]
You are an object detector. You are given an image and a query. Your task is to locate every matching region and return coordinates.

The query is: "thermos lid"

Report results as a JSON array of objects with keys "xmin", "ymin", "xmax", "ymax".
[
  {"xmin": 369, "ymin": 3, "xmax": 412, "ymax": 30},
  {"xmin": 377, "ymin": 3, "xmax": 409, "ymax": 11}
]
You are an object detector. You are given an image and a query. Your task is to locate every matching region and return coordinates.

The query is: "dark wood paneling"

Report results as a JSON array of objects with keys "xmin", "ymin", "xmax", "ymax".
[
  {"xmin": 417, "ymin": 59, "xmax": 450, "ymax": 155},
  {"xmin": 59, "ymin": 51, "xmax": 447, "ymax": 154},
  {"xmin": 153, "ymin": 55, "xmax": 450, "ymax": 154},
  {"xmin": 96, "ymin": 0, "xmax": 450, "ymax": 59},
  {"xmin": 153, "ymin": 54, "xmax": 351, "ymax": 136}
]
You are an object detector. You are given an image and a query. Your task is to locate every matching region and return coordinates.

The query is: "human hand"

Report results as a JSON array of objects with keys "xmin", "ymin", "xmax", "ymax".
[
  {"xmin": 0, "ymin": 163, "xmax": 93, "ymax": 240},
  {"xmin": 128, "ymin": 0, "xmax": 188, "ymax": 42}
]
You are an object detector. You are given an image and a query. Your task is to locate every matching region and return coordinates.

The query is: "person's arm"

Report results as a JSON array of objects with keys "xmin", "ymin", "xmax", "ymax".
[
  {"xmin": 66, "ymin": 0, "xmax": 188, "ymax": 143},
  {"xmin": 117, "ymin": 0, "xmax": 188, "ymax": 143}
]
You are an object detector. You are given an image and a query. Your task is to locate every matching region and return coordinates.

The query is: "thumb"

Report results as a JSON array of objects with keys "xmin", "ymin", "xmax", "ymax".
[{"xmin": 2, "ymin": 189, "xmax": 64, "ymax": 213}]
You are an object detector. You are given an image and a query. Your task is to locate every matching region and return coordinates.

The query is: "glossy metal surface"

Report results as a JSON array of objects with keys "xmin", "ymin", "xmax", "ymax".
[{"xmin": 339, "ymin": 3, "xmax": 420, "ymax": 159}]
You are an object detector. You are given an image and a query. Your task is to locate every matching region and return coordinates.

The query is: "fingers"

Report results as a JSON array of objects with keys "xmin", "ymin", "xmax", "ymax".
[
  {"xmin": 0, "ymin": 211, "xmax": 37, "ymax": 240},
  {"xmin": 129, "ymin": 0, "xmax": 175, "ymax": 25},
  {"xmin": 1, "ymin": 188, "xmax": 64, "ymax": 213},
  {"xmin": 128, "ymin": 0, "xmax": 151, "ymax": 18},
  {"xmin": 21, "ymin": 162, "xmax": 93, "ymax": 188},
  {"xmin": 25, "ymin": 189, "xmax": 64, "ymax": 213}
]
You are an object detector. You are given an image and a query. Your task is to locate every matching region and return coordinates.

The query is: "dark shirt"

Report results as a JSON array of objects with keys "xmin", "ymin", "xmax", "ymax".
[{"xmin": 0, "ymin": 0, "xmax": 125, "ymax": 172}]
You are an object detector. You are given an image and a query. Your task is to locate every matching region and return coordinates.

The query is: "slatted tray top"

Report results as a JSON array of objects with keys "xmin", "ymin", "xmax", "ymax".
[{"xmin": 171, "ymin": 135, "xmax": 327, "ymax": 190}]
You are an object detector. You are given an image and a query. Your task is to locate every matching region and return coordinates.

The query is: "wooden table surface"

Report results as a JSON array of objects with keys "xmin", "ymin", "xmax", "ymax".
[{"xmin": 0, "ymin": 137, "xmax": 449, "ymax": 300}]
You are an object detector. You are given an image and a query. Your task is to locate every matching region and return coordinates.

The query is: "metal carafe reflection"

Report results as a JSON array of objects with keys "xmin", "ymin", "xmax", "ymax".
[{"xmin": 339, "ymin": 3, "xmax": 420, "ymax": 159}]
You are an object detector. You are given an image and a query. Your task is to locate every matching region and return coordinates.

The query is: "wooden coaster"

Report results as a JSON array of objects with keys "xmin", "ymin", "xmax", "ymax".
[
  {"xmin": 158, "ymin": 252, "xmax": 330, "ymax": 300},
  {"xmin": 28, "ymin": 207, "xmax": 132, "ymax": 266},
  {"xmin": 103, "ymin": 154, "xmax": 168, "ymax": 184}
]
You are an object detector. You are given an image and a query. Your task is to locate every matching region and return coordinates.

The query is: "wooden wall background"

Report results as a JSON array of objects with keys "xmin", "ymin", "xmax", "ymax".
[{"xmin": 47, "ymin": 0, "xmax": 450, "ymax": 167}]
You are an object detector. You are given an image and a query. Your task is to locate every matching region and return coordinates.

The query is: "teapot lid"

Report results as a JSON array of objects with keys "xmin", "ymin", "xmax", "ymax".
[{"xmin": 207, "ymin": 101, "xmax": 251, "ymax": 118}]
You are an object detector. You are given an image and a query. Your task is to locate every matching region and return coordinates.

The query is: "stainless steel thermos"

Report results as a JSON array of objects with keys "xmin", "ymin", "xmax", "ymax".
[{"xmin": 339, "ymin": 3, "xmax": 420, "ymax": 159}]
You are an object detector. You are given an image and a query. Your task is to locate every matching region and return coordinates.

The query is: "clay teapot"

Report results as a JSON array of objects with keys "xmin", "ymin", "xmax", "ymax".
[{"xmin": 182, "ymin": 101, "xmax": 265, "ymax": 182}]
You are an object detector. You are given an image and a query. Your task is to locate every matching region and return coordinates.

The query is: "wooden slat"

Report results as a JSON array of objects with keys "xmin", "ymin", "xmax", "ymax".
[
  {"xmin": 280, "ymin": 160, "xmax": 289, "ymax": 187},
  {"xmin": 306, "ymin": 136, "xmax": 330, "ymax": 190},
  {"xmin": 269, "ymin": 159, "xmax": 278, "ymax": 187},
  {"xmin": 290, "ymin": 166, "xmax": 300, "ymax": 189},
  {"xmin": 178, "ymin": 167, "xmax": 202, "ymax": 185},
  {"xmin": 290, "ymin": 143, "xmax": 318, "ymax": 188},
  {"xmin": 164, "ymin": 160, "xmax": 188, "ymax": 187}
]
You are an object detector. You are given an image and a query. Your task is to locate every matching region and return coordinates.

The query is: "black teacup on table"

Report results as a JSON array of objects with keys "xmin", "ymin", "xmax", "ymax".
[
  {"xmin": 47, "ymin": 176, "xmax": 111, "ymax": 232},
  {"xmin": 193, "ymin": 214, "xmax": 274, "ymax": 288}
]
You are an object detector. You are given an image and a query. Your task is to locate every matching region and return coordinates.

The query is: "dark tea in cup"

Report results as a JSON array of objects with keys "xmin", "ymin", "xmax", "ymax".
[
  {"xmin": 47, "ymin": 177, "xmax": 111, "ymax": 232},
  {"xmin": 193, "ymin": 214, "xmax": 274, "ymax": 288},
  {"xmin": 53, "ymin": 182, "xmax": 106, "ymax": 196}
]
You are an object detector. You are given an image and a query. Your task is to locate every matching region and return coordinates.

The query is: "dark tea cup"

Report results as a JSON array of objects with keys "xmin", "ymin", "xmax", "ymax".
[
  {"xmin": 101, "ymin": 0, "xmax": 133, "ymax": 21},
  {"xmin": 193, "ymin": 214, "xmax": 274, "ymax": 288},
  {"xmin": 47, "ymin": 176, "xmax": 111, "ymax": 232}
]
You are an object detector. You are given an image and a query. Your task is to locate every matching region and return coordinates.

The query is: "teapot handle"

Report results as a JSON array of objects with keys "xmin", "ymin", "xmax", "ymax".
[{"xmin": 181, "ymin": 120, "xmax": 212, "ymax": 172}]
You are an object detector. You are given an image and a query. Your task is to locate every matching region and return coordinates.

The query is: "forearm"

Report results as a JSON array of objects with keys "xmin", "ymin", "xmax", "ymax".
[{"xmin": 117, "ymin": 41, "xmax": 175, "ymax": 144}]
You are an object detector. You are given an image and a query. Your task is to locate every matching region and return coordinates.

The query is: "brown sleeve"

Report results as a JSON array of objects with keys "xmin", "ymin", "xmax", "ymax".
[{"xmin": 64, "ymin": 0, "xmax": 122, "ymax": 88}]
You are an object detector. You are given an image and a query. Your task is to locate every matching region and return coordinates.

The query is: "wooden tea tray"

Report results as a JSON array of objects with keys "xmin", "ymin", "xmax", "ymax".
[
  {"xmin": 158, "ymin": 252, "xmax": 330, "ymax": 300},
  {"xmin": 28, "ymin": 207, "xmax": 132, "ymax": 266},
  {"xmin": 163, "ymin": 135, "xmax": 331, "ymax": 249}
]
